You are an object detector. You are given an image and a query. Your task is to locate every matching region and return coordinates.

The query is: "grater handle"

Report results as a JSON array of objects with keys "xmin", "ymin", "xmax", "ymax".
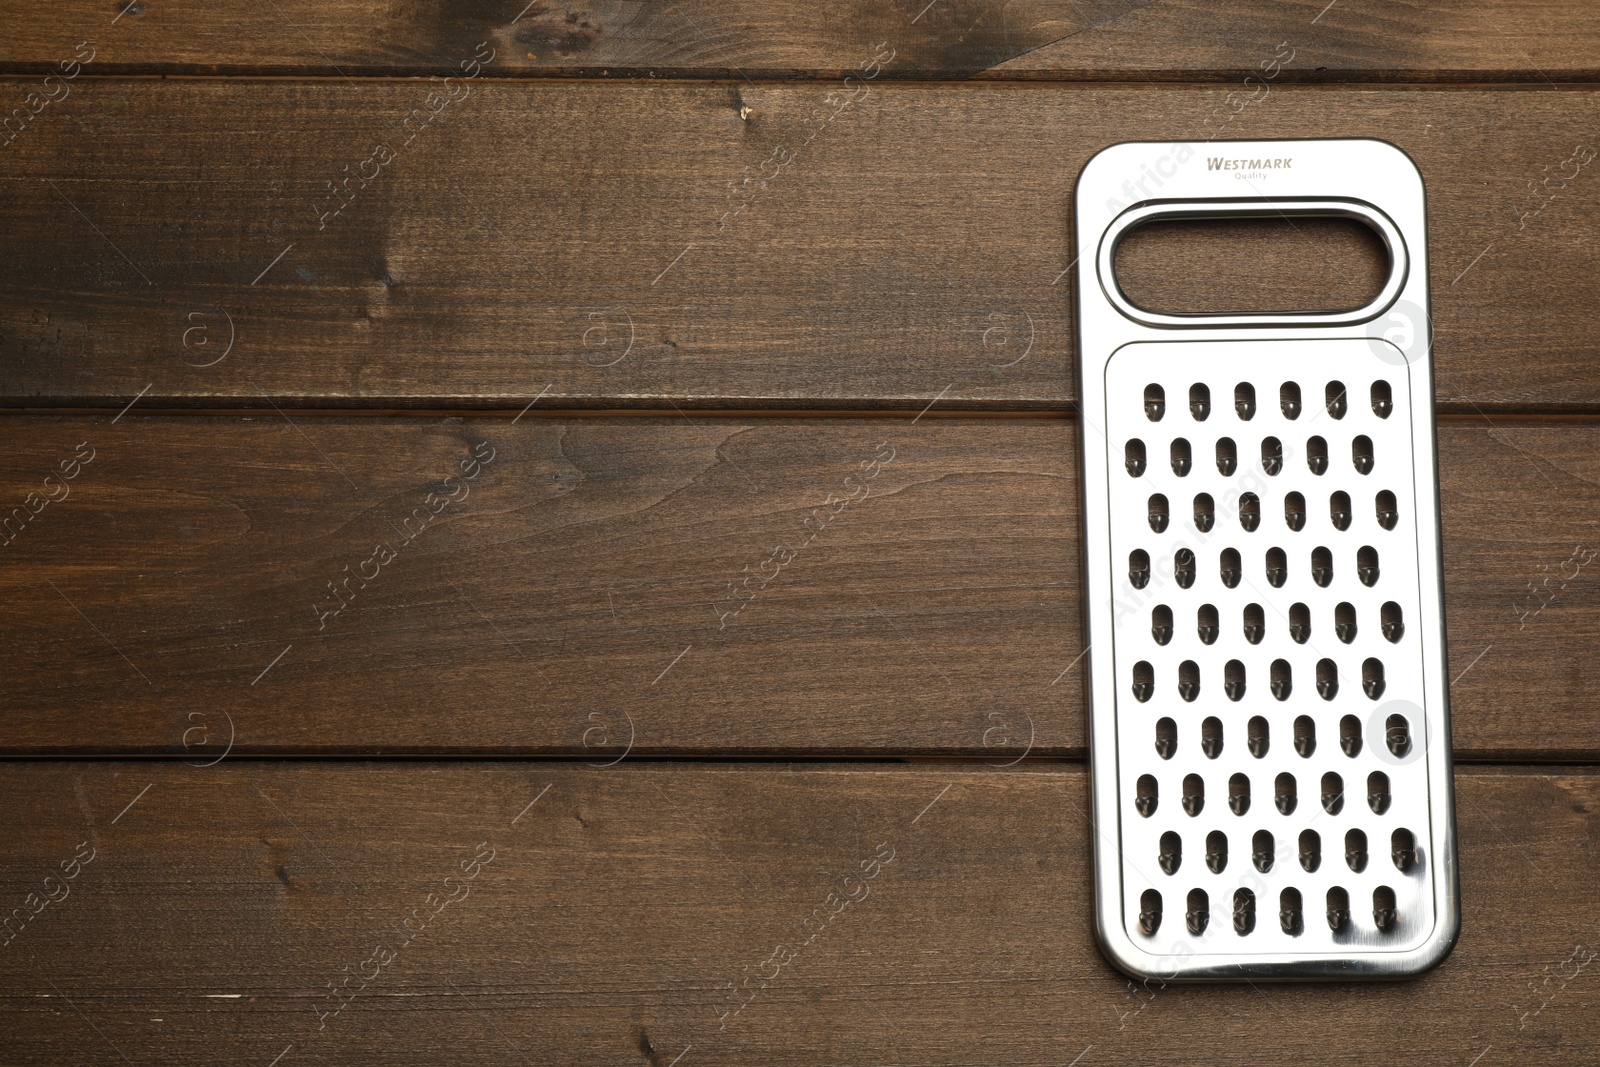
[{"xmin": 1094, "ymin": 197, "xmax": 1409, "ymax": 331}]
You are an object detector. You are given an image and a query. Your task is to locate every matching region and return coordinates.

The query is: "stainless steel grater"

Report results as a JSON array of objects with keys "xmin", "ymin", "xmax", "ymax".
[{"xmin": 1075, "ymin": 139, "xmax": 1459, "ymax": 981}]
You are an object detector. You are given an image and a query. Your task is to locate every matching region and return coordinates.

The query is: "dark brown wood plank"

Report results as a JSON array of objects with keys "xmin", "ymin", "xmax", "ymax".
[
  {"xmin": 0, "ymin": 414, "xmax": 1595, "ymax": 758},
  {"xmin": 3, "ymin": 81, "xmax": 1598, "ymax": 411},
  {"xmin": 0, "ymin": 761, "xmax": 1592, "ymax": 1064},
  {"xmin": 2, "ymin": 0, "xmax": 1598, "ymax": 80}
]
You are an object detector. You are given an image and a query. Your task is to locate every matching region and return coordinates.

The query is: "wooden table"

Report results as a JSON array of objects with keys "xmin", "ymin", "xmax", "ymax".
[{"xmin": 3, "ymin": 3, "xmax": 1599, "ymax": 1062}]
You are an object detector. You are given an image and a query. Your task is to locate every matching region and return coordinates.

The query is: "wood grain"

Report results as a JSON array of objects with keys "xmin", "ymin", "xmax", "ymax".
[
  {"xmin": 1, "ymin": 0, "xmax": 1598, "ymax": 80},
  {"xmin": 1, "ymin": 82, "xmax": 1599, "ymax": 411},
  {"xmin": 0, "ymin": 414, "xmax": 1595, "ymax": 758},
  {"xmin": 0, "ymin": 761, "xmax": 1592, "ymax": 1065}
]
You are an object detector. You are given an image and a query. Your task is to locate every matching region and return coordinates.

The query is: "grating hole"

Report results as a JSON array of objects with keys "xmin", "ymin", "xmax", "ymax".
[
  {"xmin": 1289, "ymin": 602, "xmax": 1311, "ymax": 644},
  {"xmin": 1132, "ymin": 661, "xmax": 1154, "ymax": 703},
  {"xmin": 1148, "ymin": 493, "xmax": 1170, "ymax": 533},
  {"xmin": 1224, "ymin": 658, "xmax": 1246, "ymax": 700},
  {"xmin": 1155, "ymin": 716, "xmax": 1177, "ymax": 760},
  {"xmin": 1316, "ymin": 657, "xmax": 1339, "ymax": 701},
  {"xmin": 1201, "ymin": 716, "xmax": 1224, "ymax": 759},
  {"xmin": 1135, "ymin": 774, "xmax": 1159, "ymax": 817},
  {"xmin": 1151, "ymin": 604, "xmax": 1173, "ymax": 646},
  {"xmin": 1373, "ymin": 885, "xmax": 1397, "ymax": 932},
  {"xmin": 1229, "ymin": 772, "xmax": 1251, "ymax": 815},
  {"xmin": 1385, "ymin": 711, "xmax": 1410, "ymax": 756},
  {"xmin": 1174, "ymin": 547, "xmax": 1196, "ymax": 589},
  {"xmin": 1139, "ymin": 888, "xmax": 1163, "ymax": 936},
  {"xmin": 1233, "ymin": 887, "xmax": 1256, "ymax": 935},
  {"xmin": 1182, "ymin": 773, "xmax": 1205, "ymax": 817},
  {"xmin": 1240, "ymin": 492, "xmax": 1261, "ymax": 532},
  {"xmin": 1186, "ymin": 888, "xmax": 1209, "ymax": 936},
  {"xmin": 1300, "ymin": 829, "xmax": 1322, "ymax": 873},
  {"xmin": 1171, "ymin": 438, "xmax": 1192, "ymax": 477},
  {"xmin": 1284, "ymin": 491, "xmax": 1306, "ymax": 531},
  {"xmin": 1235, "ymin": 382, "xmax": 1256, "ymax": 421},
  {"xmin": 1326, "ymin": 885, "xmax": 1349, "ymax": 931},
  {"xmin": 1307, "ymin": 435, "xmax": 1329, "ymax": 475},
  {"xmin": 1262, "ymin": 436, "xmax": 1283, "ymax": 476},
  {"xmin": 1247, "ymin": 715, "xmax": 1270, "ymax": 758},
  {"xmin": 1243, "ymin": 602, "xmax": 1265, "ymax": 644},
  {"xmin": 1325, "ymin": 381, "xmax": 1348, "ymax": 420},
  {"xmin": 1371, "ymin": 380, "xmax": 1393, "ymax": 419},
  {"xmin": 1145, "ymin": 383, "xmax": 1166, "ymax": 421},
  {"xmin": 1353, "ymin": 434, "xmax": 1375, "ymax": 475},
  {"xmin": 1207, "ymin": 829, "xmax": 1229, "ymax": 874},
  {"xmin": 1376, "ymin": 489, "xmax": 1398, "ymax": 530},
  {"xmin": 1216, "ymin": 436, "xmax": 1238, "ymax": 475},
  {"xmin": 1358, "ymin": 545, "xmax": 1380, "ymax": 586},
  {"xmin": 1274, "ymin": 772, "xmax": 1297, "ymax": 815},
  {"xmin": 1381, "ymin": 601, "xmax": 1404, "ymax": 643},
  {"xmin": 1335, "ymin": 601, "xmax": 1358, "ymax": 644},
  {"xmin": 1368, "ymin": 770, "xmax": 1391, "ymax": 814},
  {"xmin": 1129, "ymin": 549, "xmax": 1150, "ymax": 589},
  {"xmin": 1294, "ymin": 715, "xmax": 1316, "ymax": 758},
  {"xmin": 1270, "ymin": 658, "xmax": 1292, "ymax": 701},
  {"xmin": 1345, "ymin": 828, "xmax": 1368, "ymax": 873},
  {"xmin": 1280, "ymin": 887, "xmax": 1304, "ymax": 935},
  {"xmin": 1253, "ymin": 829, "xmax": 1275, "ymax": 873},
  {"xmin": 1190, "ymin": 383, "xmax": 1211, "ymax": 421},
  {"xmin": 1365, "ymin": 658, "xmax": 1388, "ymax": 702},
  {"xmin": 1178, "ymin": 660, "xmax": 1200, "ymax": 702},
  {"xmin": 1311, "ymin": 545, "xmax": 1334, "ymax": 587},
  {"xmin": 1198, "ymin": 603, "xmax": 1220, "ymax": 646},
  {"xmin": 1194, "ymin": 492, "xmax": 1215, "ymax": 533},
  {"xmin": 1280, "ymin": 382, "xmax": 1302, "ymax": 421},
  {"xmin": 1320, "ymin": 771, "xmax": 1344, "ymax": 815},
  {"xmin": 1159, "ymin": 830, "xmax": 1182, "ymax": 875},
  {"xmin": 1265, "ymin": 546, "xmax": 1287, "ymax": 587},
  {"xmin": 1330, "ymin": 490, "xmax": 1352, "ymax": 531},
  {"xmin": 1392, "ymin": 827, "xmax": 1418, "ymax": 873},
  {"xmin": 1340, "ymin": 714, "xmax": 1363, "ymax": 757},
  {"xmin": 1125, "ymin": 439, "xmax": 1146, "ymax": 477},
  {"xmin": 1220, "ymin": 547, "xmax": 1242, "ymax": 589}
]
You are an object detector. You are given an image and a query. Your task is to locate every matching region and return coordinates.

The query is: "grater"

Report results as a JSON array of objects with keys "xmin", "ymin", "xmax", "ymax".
[{"xmin": 1075, "ymin": 139, "xmax": 1459, "ymax": 981}]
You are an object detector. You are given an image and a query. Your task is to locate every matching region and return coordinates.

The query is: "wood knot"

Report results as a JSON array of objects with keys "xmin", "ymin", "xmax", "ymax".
[{"xmin": 515, "ymin": 5, "xmax": 602, "ymax": 57}]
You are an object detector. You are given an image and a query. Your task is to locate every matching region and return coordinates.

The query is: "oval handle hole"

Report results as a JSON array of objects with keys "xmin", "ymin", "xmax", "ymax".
[{"xmin": 1111, "ymin": 215, "xmax": 1390, "ymax": 316}]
